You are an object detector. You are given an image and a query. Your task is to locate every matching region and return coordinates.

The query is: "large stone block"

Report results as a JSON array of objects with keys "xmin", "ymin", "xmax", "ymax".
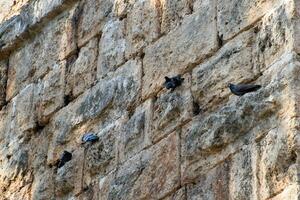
[
  {"xmin": 181, "ymin": 84, "xmax": 280, "ymax": 182},
  {"xmin": 151, "ymin": 73, "xmax": 193, "ymax": 143},
  {"xmin": 77, "ymin": 0, "xmax": 113, "ymax": 47},
  {"xmin": 6, "ymin": 10, "xmax": 76, "ymax": 101},
  {"xmin": 106, "ymin": 132, "xmax": 180, "ymax": 199},
  {"xmin": 10, "ymin": 84, "xmax": 38, "ymax": 134},
  {"xmin": 31, "ymin": 170, "xmax": 55, "ymax": 200},
  {"xmin": 6, "ymin": 42, "xmax": 35, "ymax": 101},
  {"xmin": 85, "ymin": 125, "xmax": 118, "ymax": 177},
  {"xmin": 47, "ymin": 59, "xmax": 142, "ymax": 164},
  {"xmin": 124, "ymin": 0, "xmax": 161, "ymax": 58},
  {"xmin": 66, "ymin": 38, "xmax": 98, "ymax": 98},
  {"xmin": 217, "ymin": 0, "xmax": 281, "ymax": 41},
  {"xmin": 37, "ymin": 61, "xmax": 66, "ymax": 126},
  {"xmin": 160, "ymin": 0, "xmax": 192, "ymax": 33},
  {"xmin": 142, "ymin": 2, "xmax": 218, "ymax": 99},
  {"xmin": 97, "ymin": 19, "xmax": 126, "ymax": 79},
  {"xmin": 55, "ymin": 148, "xmax": 84, "ymax": 197},
  {"xmin": 256, "ymin": 126, "xmax": 297, "ymax": 199},
  {"xmin": 118, "ymin": 99, "xmax": 153, "ymax": 162},
  {"xmin": 187, "ymin": 160, "xmax": 230, "ymax": 200},
  {"xmin": 254, "ymin": 1, "xmax": 297, "ymax": 69},
  {"xmin": 229, "ymin": 146, "xmax": 254, "ymax": 200},
  {"xmin": 192, "ymin": 30, "xmax": 260, "ymax": 113}
]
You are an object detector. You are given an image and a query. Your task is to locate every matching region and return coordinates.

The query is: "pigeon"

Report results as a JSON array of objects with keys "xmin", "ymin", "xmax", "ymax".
[
  {"xmin": 82, "ymin": 132, "xmax": 99, "ymax": 144},
  {"xmin": 164, "ymin": 75, "xmax": 184, "ymax": 91},
  {"xmin": 57, "ymin": 151, "xmax": 72, "ymax": 168},
  {"xmin": 228, "ymin": 83, "xmax": 261, "ymax": 96}
]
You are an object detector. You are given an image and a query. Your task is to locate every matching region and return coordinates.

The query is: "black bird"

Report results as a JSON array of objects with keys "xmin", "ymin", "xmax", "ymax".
[
  {"xmin": 164, "ymin": 75, "xmax": 184, "ymax": 91},
  {"xmin": 82, "ymin": 132, "xmax": 99, "ymax": 144},
  {"xmin": 228, "ymin": 83, "xmax": 261, "ymax": 96},
  {"xmin": 57, "ymin": 151, "xmax": 72, "ymax": 168}
]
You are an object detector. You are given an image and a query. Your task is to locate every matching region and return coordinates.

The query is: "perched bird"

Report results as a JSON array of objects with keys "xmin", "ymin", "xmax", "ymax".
[
  {"xmin": 228, "ymin": 83, "xmax": 261, "ymax": 96},
  {"xmin": 57, "ymin": 151, "xmax": 72, "ymax": 168},
  {"xmin": 164, "ymin": 75, "xmax": 184, "ymax": 91},
  {"xmin": 82, "ymin": 132, "xmax": 99, "ymax": 144}
]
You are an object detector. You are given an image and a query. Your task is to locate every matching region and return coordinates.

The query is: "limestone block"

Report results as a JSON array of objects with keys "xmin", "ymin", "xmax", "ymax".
[
  {"xmin": 106, "ymin": 132, "xmax": 180, "ymax": 199},
  {"xmin": 142, "ymin": 2, "xmax": 218, "ymax": 99},
  {"xmin": 118, "ymin": 99, "xmax": 153, "ymax": 162},
  {"xmin": 181, "ymin": 84, "xmax": 279, "ymax": 183},
  {"xmin": 6, "ymin": 42, "xmax": 35, "ymax": 101},
  {"xmin": 34, "ymin": 12, "xmax": 76, "ymax": 78},
  {"xmin": 37, "ymin": 61, "xmax": 65, "ymax": 126},
  {"xmin": 55, "ymin": 148, "xmax": 84, "ymax": 197},
  {"xmin": 31, "ymin": 170, "xmax": 55, "ymax": 200},
  {"xmin": 6, "ymin": 11, "xmax": 76, "ymax": 101},
  {"xmin": 192, "ymin": 30, "xmax": 260, "ymax": 113},
  {"xmin": 0, "ymin": 60, "xmax": 7, "ymax": 108},
  {"xmin": 254, "ymin": 1, "xmax": 296, "ymax": 69},
  {"xmin": 160, "ymin": 0, "xmax": 192, "ymax": 33},
  {"xmin": 47, "ymin": 59, "xmax": 142, "ymax": 164},
  {"xmin": 11, "ymin": 84, "xmax": 38, "ymax": 134},
  {"xmin": 85, "ymin": 127, "xmax": 117, "ymax": 177},
  {"xmin": 99, "ymin": 171, "xmax": 115, "ymax": 200},
  {"xmin": 229, "ymin": 146, "xmax": 254, "ymax": 200},
  {"xmin": 32, "ymin": 0, "xmax": 79, "ymax": 24},
  {"xmin": 257, "ymin": 126, "xmax": 297, "ymax": 199},
  {"xmin": 151, "ymin": 73, "xmax": 193, "ymax": 143},
  {"xmin": 217, "ymin": 0, "xmax": 281, "ymax": 41},
  {"xmin": 124, "ymin": 0, "xmax": 161, "ymax": 58},
  {"xmin": 77, "ymin": 0, "xmax": 113, "ymax": 47},
  {"xmin": 66, "ymin": 38, "xmax": 98, "ymax": 98},
  {"xmin": 97, "ymin": 19, "xmax": 126, "ymax": 79},
  {"xmin": 186, "ymin": 160, "xmax": 230, "ymax": 200}
]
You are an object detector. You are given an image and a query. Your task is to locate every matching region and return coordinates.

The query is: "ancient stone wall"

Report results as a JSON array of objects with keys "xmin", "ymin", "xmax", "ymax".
[{"xmin": 0, "ymin": 0, "xmax": 299, "ymax": 199}]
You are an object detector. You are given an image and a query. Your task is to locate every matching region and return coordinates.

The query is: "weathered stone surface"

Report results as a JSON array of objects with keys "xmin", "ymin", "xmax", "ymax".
[
  {"xmin": 97, "ymin": 19, "xmax": 126, "ymax": 78},
  {"xmin": 182, "ymin": 84, "xmax": 280, "ymax": 183},
  {"xmin": 6, "ymin": 10, "xmax": 76, "ymax": 100},
  {"xmin": 229, "ymin": 146, "xmax": 254, "ymax": 200},
  {"xmin": 0, "ymin": 0, "xmax": 78, "ymax": 59},
  {"xmin": 0, "ymin": 0, "xmax": 300, "ymax": 199},
  {"xmin": 47, "ymin": 59, "xmax": 141, "ymax": 164},
  {"xmin": 142, "ymin": 1, "xmax": 218, "ymax": 99},
  {"xmin": 257, "ymin": 125, "xmax": 297, "ymax": 199},
  {"xmin": 106, "ymin": 132, "xmax": 180, "ymax": 199},
  {"xmin": 160, "ymin": 0, "xmax": 192, "ymax": 33},
  {"xmin": 254, "ymin": 1, "xmax": 296, "ymax": 69},
  {"xmin": 187, "ymin": 160, "xmax": 230, "ymax": 200},
  {"xmin": 192, "ymin": 29, "xmax": 261, "ymax": 113},
  {"xmin": 10, "ymin": 84, "xmax": 38, "ymax": 134},
  {"xmin": 118, "ymin": 99, "xmax": 153, "ymax": 162},
  {"xmin": 152, "ymin": 73, "xmax": 193, "ymax": 143},
  {"xmin": 66, "ymin": 38, "xmax": 98, "ymax": 98},
  {"xmin": 77, "ymin": 0, "xmax": 113, "ymax": 47},
  {"xmin": 268, "ymin": 184, "xmax": 299, "ymax": 200},
  {"xmin": 37, "ymin": 61, "xmax": 65, "ymax": 125},
  {"xmin": 85, "ymin": 125, "xmax": 118, "ymax": 177},
  {"xmin": 124, "ymin": 0, "xmax": 161, "ymax": 58},
  {"xmin": 0, "ymin": 60, "xmax": 7, "ymax": 108},
  {"xmin": 31, "ymin": 170, "xmax": 55, "ymax": 200},
  {"xmin": 217, "ymin": 0, "xmax": 281, "ymax": 41},
  {"xmin": 55, "ymin": 148, "xmax": 84, "ymax": 197}
]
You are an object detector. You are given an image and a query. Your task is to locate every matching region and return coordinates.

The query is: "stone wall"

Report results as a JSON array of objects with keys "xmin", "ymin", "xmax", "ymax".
[{"xmin": 0, "ymin": 0, "xmax": 299, "ymax": 199}]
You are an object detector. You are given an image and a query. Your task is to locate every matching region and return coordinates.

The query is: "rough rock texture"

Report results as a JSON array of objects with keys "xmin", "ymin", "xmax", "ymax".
[{"xmin": 0, "ymin": 0, "xmax": 299, "ymax": 199}]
